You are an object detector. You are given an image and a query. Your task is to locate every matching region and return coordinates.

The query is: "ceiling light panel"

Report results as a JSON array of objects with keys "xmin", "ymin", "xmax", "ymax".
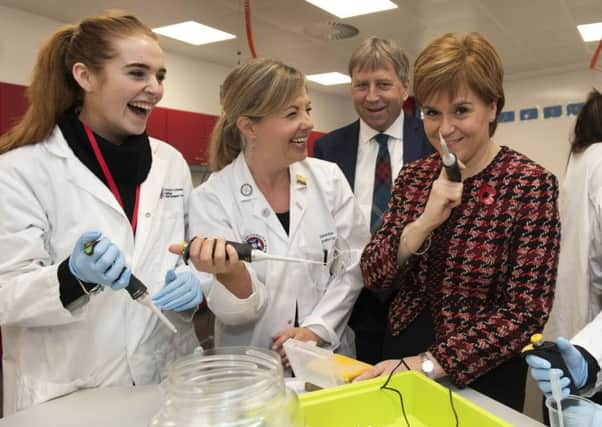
[
  {"xmin": 153, "ymin": 21, "xmax": 236, "ymax": 46},
  {"xmin": 307, "ymin": 72, "xmax": 351, "ymax": 86},
  {"xmin": 577, "ymin": 22, "xmax": 602, "ymax": 42},
  {"xmin": 304, "ymin": 0, "xmax": 398, "ymax": 19}
]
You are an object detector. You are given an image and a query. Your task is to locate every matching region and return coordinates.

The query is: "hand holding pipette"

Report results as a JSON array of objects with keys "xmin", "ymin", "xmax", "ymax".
[
  {"xmin": 524, "ymin": 334, "xmax": 586, "ymax": 397},
  {"xmin": 410, "ymin": 144, "xmax": 464, "ymax": 237},
  {"xmin": 70, "ymin": 231, "xmax": 131, "ymax": 290},
  {"xmin": 170, "ymin": 238, "xmax": 324, "ymax": 267},
  {"xmin": 73, "ymin": 232, "xmax": 178, "ymax": 334}
]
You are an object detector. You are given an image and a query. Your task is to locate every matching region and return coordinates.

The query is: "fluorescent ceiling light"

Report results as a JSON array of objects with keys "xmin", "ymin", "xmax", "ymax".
[
  {"xmin": 304, "ymin": 0, "xmax": 397, "ymax": 18},
  {"xmin": 577, "ymin": 22, "xmax": 602, "ymax": 42},
  {"xmin": 307, "ymin": 72, "xmax": 351, "ymax": 86},
  {"xmin": 153, "ymin": 21, "xmax": 236, "ymax": 46}
]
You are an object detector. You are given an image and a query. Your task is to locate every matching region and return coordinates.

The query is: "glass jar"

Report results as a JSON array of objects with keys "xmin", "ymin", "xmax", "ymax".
[{"xmin": 149, "ymin": 346, "xmax": 303, "ymax": 427}]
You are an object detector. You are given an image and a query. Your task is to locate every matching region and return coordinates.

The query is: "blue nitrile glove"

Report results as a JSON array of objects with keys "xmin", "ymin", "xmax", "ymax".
[
  {"xmin": 152, "ymin": 269, "xmax": 203, "ymax": 312},
  {"xmin": 68, "ymin": 231, "xmax": 131, "ymax": 290},
  {"xmin": 527, "ymin": 337, "xmax": 589, "ymax": 398}
]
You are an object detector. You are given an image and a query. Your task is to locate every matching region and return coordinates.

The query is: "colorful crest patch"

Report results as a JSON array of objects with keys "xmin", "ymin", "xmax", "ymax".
[{"xmin": 244, "ymin": 233, "xmax": 267, "ymax": 252}]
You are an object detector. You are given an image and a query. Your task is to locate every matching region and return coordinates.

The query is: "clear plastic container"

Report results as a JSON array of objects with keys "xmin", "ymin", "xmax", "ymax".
[{"xmin": 149, "ymin": 346, "xmax": 302, "ymax": 427}]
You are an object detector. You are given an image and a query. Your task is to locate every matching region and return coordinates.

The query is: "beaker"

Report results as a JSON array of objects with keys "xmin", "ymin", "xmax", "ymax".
[
  {"xmin": 546, "ymin": 395, "xmax": 595, "ymax": 427},
  {"xmin": 150, "ymin": 346, "xmax": 303, "ymax": 427}
]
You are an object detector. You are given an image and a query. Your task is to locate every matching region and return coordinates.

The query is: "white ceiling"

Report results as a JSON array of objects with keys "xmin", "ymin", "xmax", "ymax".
[{"xmin": 2, "ymin": 0, "xmax": 601, "ymax": 95}]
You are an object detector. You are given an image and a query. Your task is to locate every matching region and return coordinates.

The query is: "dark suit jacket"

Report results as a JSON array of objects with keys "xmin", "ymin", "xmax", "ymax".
[{"xmin": 312, "ymin": 115, "xmax": 434, "ymax": 189}]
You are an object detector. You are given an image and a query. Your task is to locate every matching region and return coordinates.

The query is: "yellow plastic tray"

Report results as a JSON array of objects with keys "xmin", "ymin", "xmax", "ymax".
[{"xmin": 299, "ymin": 371, "xmax": 512, "ymax": 427}]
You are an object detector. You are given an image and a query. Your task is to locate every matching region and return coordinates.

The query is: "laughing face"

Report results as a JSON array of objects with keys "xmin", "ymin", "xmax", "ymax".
[
  {"xmin": 421, "ymin": 86, "xmax": 497, "ymax": 172},
  {"xmin": 77, "ymin": 34, "xmax": 165, "ymax": 144},
  {"xmin": 350, "ymin": 60, "xmax": 409, "ymax": 132},
  {"xmin": 249, "ymin": 89, "xmax": 314, "ymax": 168}
]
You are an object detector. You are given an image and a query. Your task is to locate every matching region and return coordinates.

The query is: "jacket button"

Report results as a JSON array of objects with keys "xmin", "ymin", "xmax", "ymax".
[
  {"xmin": 145, "ymin": 212, "xmax": 151, "ymax": 218},
  {"xmin": 287, "ymin": 320, "xmax": 292, "ymax": 325}
]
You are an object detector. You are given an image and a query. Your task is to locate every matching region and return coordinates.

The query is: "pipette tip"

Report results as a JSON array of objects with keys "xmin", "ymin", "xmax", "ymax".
[{"xmin": 140, "ymin": 295, "xmax": 178, "ymax": 334}]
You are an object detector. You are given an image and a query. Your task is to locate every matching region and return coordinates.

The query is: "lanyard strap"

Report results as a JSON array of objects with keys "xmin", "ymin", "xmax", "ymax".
[{"xmin": 83, "ymin": 124, "xmax": 140, "ymax": 232}]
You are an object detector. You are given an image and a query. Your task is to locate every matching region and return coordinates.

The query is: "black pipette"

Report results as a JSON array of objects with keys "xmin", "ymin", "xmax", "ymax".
[
  {"xmin": 180, "ymin": 239, "xmax": 324, "ymax": 265},
  {"xmin": 439, "ymin": 133, "xmax": 462, "ymax": 182},
  {"xmin": 83, "ymin": 239, "xmax": 178, "ymax": 333},
  {"xmin": 521, "ymin": 333, "xmax": 578, "ymax": 395}
]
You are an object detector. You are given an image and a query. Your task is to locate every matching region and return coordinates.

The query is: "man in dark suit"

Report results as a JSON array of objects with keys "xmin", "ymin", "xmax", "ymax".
[{"xmin": 313, "ymin": 37, "xmax": 434, "ymax": 364}]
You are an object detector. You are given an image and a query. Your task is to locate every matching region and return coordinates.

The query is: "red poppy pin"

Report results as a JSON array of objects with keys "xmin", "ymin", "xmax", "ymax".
[{"xmin": 478, "ymin": 183, "xmax": 496, "ymax": 205}]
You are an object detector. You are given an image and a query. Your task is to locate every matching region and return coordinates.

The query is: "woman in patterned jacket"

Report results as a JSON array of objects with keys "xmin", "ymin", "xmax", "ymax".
[{"xmin": 355, "ymin": 32, "xmax": 560, "ymax": 411}]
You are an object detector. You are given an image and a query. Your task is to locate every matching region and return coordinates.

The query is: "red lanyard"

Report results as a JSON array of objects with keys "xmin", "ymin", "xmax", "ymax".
[{"xmin": 83, "ymin": 124, "xmax": 140, "ymax": 233}]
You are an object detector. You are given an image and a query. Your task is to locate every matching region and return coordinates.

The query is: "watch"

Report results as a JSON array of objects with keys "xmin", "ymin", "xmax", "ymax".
[{"xmin": 419, "ymin": 352, "xmax": 435, "ymax": 379}]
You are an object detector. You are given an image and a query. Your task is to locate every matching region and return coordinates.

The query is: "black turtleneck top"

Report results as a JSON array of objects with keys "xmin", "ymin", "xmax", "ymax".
[{"xmin": 56, "ymin": 110, "xmax": 152, "ymax": 308}]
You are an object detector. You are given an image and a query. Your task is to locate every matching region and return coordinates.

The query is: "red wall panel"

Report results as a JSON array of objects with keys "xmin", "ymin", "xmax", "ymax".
[
  {"xmin": 307, "ymin": 131, "xmax": 325, "ymax": 156},
  {"xmin": 146, "ymin": 106, "xmax": 168, "ymax": 142},
  {"xmin": 0, "ymin": 82, "xmax": 28, "ymax": 135},
  {"xmin": 0, "ymin": 81, "xmax": 328, "ymax": 164}
]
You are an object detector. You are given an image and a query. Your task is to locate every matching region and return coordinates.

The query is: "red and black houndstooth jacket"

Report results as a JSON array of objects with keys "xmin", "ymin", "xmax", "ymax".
[{"xmin": 360, "ymin": 146, "xmax": 560, "ymax": 387}]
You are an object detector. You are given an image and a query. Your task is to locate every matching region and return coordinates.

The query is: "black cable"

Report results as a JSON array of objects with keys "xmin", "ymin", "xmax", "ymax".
[
  {"xmin": 380, "ymin": 359, "xmax": 411, "ymax": 427},
  {"xmin": 448, "ymin": 387, "xmax": 459, "ymax": 427},
  {"xmin": 379, "ymin": 358, "xmax": 461, "ymax": 427}
]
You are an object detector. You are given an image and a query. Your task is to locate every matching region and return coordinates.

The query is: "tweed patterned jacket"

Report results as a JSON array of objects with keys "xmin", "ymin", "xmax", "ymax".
[{"xmin": 360, "ymin": 146, "xmax": 560, "ymax": 387}]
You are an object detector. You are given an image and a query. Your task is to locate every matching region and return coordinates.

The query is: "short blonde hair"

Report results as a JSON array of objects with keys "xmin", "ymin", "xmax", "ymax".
[
  {"xmin": 209, "ymin": 58, "xmax": 306, "ymax": 171},
  {"xmin": 414, "ymin": 32, "xmax": 505, "ymax": 137},
  {"xmin": 348, "ymin": 37, "xmax": 409, "ymax": 82}
]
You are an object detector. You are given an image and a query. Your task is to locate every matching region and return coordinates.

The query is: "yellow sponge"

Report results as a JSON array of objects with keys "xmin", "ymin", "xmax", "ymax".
[{"xmin": 332, "ymin": 354, "xmax": 372, "ymax": 382}]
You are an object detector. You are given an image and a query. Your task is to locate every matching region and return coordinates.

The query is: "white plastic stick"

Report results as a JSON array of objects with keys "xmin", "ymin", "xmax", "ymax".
[
  {"xmin": 138, "ymin": 294, "xmax": 178, "ymax": 334},
  {"xmin": 251, "ymin": 251, "xmax": 324, "ymax": 265},
  {"xmin": 550, "ymin": 369, "xmax": 565, "ymax": 427}
]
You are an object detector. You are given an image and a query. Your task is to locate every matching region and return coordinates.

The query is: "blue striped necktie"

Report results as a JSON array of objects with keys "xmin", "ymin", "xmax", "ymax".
[{"xmin": 371, "ymin": 133, "xmax": 391, "ymax": 233}]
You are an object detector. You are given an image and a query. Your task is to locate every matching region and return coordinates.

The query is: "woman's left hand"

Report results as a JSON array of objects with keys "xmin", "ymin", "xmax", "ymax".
[
  {"xmin": 353, "ymin": 358, "xmax": 411, "ymax": 381},
  {"xmin": 271, "ymin": 327, "xmax": 322, "ymax": 368},
  {"xmin": 354, "ymin": 353, "xmax": 446, "ymax": 381}
]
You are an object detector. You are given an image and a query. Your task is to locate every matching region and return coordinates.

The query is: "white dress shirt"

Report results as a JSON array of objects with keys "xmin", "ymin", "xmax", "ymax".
[{"xmin": 354, "ymin": 112, "xmax": 405, "ymax": 228}]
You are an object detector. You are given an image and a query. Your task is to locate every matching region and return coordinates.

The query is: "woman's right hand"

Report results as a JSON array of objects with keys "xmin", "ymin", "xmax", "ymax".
[
  {"xmin": 418, "ymin": 168, "xmax": 463, "ymax": 231},
  {"xmin": 169, "ymin": 237, "xmax": 241, "ymax": 275}
]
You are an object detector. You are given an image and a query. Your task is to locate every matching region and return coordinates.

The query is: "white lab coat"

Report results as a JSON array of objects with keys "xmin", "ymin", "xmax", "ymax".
[
  {"xmin": 0, "ymin": 126, "xmax": 198, "ymax": 414},
  {"xmin": 189, "ymin": 154, "xmax": 369, "ymax": 356},
  {"xmin": 545, "ymin": 144, "xmax": 602, "ymax": 341}
]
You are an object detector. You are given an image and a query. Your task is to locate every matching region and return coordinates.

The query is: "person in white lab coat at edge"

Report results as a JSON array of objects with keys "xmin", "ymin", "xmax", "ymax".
[
  {"xmin": 172, "ymin": 58, "xmax": 370, "ymax": 364},
  {"xmin": 528, "ymin": 89, "xmax": 602, "ymax": 414},
  {"xmin": 0, "ymin": 12, "xmax": 204, "ymax": 415}
]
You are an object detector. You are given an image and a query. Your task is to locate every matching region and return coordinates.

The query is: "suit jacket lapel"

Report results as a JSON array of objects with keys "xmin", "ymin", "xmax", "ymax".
[
  {"xmin": 403, "ymin": 115, "xmax": 421, "ymax": 164},
  {"xmin": 339, "ymin": 120, "xmax": 360, "ymax": 189}
]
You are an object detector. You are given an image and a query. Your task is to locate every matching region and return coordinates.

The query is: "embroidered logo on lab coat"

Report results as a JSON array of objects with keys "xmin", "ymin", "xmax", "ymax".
[
  {"xmin": 160, "ymin": 187, "xmax": 184, "ymax": 199},
  {"xmin": 244, "ymin": 233, "xmax": 267, "ymax": 252}
]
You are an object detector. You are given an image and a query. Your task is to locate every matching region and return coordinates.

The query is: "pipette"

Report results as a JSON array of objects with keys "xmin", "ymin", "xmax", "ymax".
[
  {"xmin": 521, "ymin": 334, "xmax": 578, "ymax": 395},
  {"xmin": 550, "ymin": 370, "xmax": 565, "ymax": 427},
  {"xmin": 84, "ymin": 239, "xmax": 178, "ymax": 334},
  {"xmin": 180, "ymin": 239, "xmax": 324, "ymax": 266},
  {"xmin": 439, "ymin": 132, "xmax": 462, "ymax": 182}
]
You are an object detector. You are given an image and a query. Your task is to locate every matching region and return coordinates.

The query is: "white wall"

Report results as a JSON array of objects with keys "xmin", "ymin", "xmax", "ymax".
[
  {"xmin": 496, "ymin": 68, "xmax": 602, "ymax": 182},
  {"xmin": 0, "ymin": 5, "xmax": 354, "ymax": 133}
]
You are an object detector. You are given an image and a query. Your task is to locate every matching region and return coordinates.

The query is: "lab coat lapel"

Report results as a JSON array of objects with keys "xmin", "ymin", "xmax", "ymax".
[
  {"xmin": 54, "ymin": 132, "xmax": 126, "ymax": 219},
  {"xmin": 234, "ymin": 155, "xmax": 288, "ymax": 244},
  {"xmin": 288, "ymin": 163, "xmax": 307, "ymax": 243}
]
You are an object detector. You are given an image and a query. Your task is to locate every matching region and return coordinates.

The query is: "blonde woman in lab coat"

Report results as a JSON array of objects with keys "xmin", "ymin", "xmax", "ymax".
[
  {"xmin": 0, "ymin": 12, "xmax": 203, "ymax": 414},
  {"xmin": 177, "ymin": 59, "xmax": 370, "ymax": 362}
]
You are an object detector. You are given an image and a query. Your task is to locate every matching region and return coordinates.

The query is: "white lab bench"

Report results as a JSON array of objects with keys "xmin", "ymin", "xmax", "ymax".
[{"xmin": 0, "ymin": 383, "xmax": 544, "ymax": 426}]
